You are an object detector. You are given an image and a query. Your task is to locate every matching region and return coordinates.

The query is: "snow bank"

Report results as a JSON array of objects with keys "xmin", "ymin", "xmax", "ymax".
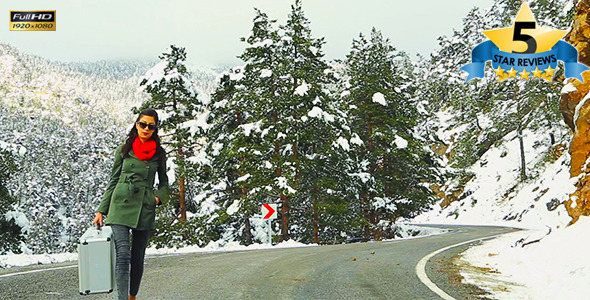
[
  {"xmin": 461, "ymin": 217, "xmax": 590, "ymax": 299},
  {"xmin": 147, "ymin": 239, "xmax": 315, "ymax": 256},
  {"xmin": 0, "ymin": 252, "xmax": 77, "ymax": 269}
]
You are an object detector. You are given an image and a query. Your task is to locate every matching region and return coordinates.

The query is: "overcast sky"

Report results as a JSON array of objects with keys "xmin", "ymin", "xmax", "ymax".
[{"xmin": 1, "ymin": 0, "xmax": 493, "ymax": 67}]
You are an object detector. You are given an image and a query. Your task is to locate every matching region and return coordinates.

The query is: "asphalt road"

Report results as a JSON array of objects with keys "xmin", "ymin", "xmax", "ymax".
[{"xmin": 0, "ymin": 225, "xmax": 517, "ymax": 300}]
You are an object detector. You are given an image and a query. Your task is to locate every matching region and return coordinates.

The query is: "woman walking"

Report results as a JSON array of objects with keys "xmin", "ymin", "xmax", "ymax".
[{"xmin": 93, "ymin": 108, "xmax": 169, "ymax": 300}]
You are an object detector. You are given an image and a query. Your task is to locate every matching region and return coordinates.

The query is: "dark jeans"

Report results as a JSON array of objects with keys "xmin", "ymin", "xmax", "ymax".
[{"xmin": 110, "ymin": 224, "xmax": 151, "ymax": 300}]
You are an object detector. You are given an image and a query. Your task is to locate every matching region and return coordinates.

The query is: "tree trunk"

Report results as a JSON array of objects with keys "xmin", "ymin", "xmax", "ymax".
[
  {"xmin": 241, "ymin": 180, "xmax": 250, "ymax": 245},
  {"xmin": 178, "ymin": 147, "xmax": 186, "ymax": 222},
  {"xmin": 179, "ymin": 177, "xmax": 186, "ymax": 222},
  {"xmin": 366, "ymin": 110, "xmax": 378, "ymax": 240},
  {"xmin": 518, "ymin": 128, "xmax": 527, "ymax": 181},
  {"xmin": 244, "ymin": 216, "xmax": 252, "ymax": 245},
  {"xmin": 280, "ymin": 194, "xmax": 289, "ymax": 241},
  {"xmin": 312, "ymin": 183, "xmax": 319, "ymax": 244},
  {"xmin": 294, "ymin": 140, "xmax": 300, "ymax": 186},
  {"xmin": 312, "ymin": 143, "xmax": 319, "ymax": 244},
  {"xmin": 236, "ymin": 109, "xmax": 251, "ymax": 244},
  {"xmin": 515, "ymin": 87, "xmax": 526, "ymax": 182},
  {"xmin": 272, "ymin": 111, "xmax": 289, "ymax": 241},
  {"xmin": 361, "ymin": 194, "xmax": 370, "ymax": 241}
]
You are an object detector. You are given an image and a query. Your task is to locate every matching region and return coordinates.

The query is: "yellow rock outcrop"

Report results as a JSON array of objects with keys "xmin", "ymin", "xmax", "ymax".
[{"xmin": 561, "ymin": 0, "xmax": 590, "ymax": 223}]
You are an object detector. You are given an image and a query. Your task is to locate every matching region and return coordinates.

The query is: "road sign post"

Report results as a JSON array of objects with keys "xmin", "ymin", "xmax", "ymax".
[
  {"xmin": 267, "ymin": 219, "xmax": 272, "ymax": 245},
  {"xmin": 262, "ymin": 204, "xmax": 277, "ymax": 245}
]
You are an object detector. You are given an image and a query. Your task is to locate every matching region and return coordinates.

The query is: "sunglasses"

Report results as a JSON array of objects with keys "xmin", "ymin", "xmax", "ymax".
[{"xmin": 136, "ymin": 122, "xmax": 157, "ymax": 131}]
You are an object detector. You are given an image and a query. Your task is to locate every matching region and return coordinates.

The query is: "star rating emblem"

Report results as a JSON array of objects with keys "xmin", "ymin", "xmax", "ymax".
[
  {"xmin": 460, "ymin": 1, "xmax": 588, "ymax": 83},
  {"xmin": 483, "ymin": 2, "xmax": 567, "ymax": 54}
]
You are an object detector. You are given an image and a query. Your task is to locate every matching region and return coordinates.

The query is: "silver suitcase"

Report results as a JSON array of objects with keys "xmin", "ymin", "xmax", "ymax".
[{"xmin": 78, "ymin": 225, "xmax": 116, "ymax": 295}]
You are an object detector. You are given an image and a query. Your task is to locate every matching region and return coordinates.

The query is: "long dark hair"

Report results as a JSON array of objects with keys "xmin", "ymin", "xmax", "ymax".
[{"xmin": 122, "ymin": 108, "xmax": 166, "ymax": 163}]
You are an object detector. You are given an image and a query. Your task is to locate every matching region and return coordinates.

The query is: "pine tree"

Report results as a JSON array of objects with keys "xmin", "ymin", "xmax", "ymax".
[
  {"xmin": 276, "ymin": 0, "xmax": 354, "ymax": 243},
  {"xmin": 199, "ymin": 9, "xmax": 282, "ymax": 245},
  {"xmin": 343, "ymin": 28, "xmax": 438, "ymax": 240},
  {"xmin": 0, "ymin": 150, "xmax": 23, "ymax": 254},
  {"xmin": 138, "ymin": 45, "xmax": 205, "ymax": 223}
]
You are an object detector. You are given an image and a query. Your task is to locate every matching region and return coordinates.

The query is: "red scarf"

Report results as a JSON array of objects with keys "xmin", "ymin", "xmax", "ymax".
[{"xmin": 132, "ymin": 136, "xmax": 157, "ymax": 161}]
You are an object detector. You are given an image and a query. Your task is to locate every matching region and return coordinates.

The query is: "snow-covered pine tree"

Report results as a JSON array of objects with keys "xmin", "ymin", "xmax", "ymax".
[
  {"xmin": 276, "ymin": 0, "xmax": 355, "ymax": 243},
  {"xmin": 0, "ymin": 149, "xmax": 23, "ymax": 254},
  {"xmin": 197, "ymin": 9, "xmax": 282, "ymax": 245},
  {"xmin": 343, "ymin": 28, "xmax": 438, "ymax": 240},
  {"xmin": 139, "ymin": 45, "xmax": 205, "ymax": 224}
]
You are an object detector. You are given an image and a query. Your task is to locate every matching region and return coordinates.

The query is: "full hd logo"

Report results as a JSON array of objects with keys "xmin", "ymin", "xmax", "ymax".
[
  {"xmin": 461, "ymin": 2, "xmax": 587, "ymax": 82},
  {"xmin": 10, "ymin": 11, "xmax": 56, "ymax": 31}
]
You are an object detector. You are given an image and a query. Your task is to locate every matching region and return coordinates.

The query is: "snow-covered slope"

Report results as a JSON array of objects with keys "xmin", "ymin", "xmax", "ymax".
[{"xmin": 413, "ymin": 127, "xmax": 574, "ymax": 230}]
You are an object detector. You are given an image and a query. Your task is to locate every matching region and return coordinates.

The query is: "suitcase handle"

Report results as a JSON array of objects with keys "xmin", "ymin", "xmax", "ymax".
[{"xmin": 96, "ymin": 224, "xmax": 102, "ymax": 231}]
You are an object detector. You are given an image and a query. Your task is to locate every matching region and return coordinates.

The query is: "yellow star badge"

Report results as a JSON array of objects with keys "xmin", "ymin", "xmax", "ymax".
[
  {"xmin": 494, "ymin": 66, "xmax": 506, "ymax": 77},
  {"xmin": 544, "ymin": 65, "xmax": 556, "ymax": 77},
  {"xmin": 519, "ymin": 69, "xmax": 531, "ymax": 80},
  {"xmin": 507, "ymin": 68, "xmax": 518, "ymax": 78},
  {"xmin": 531, "ymin": 67, "xmax": 543, "ymax": 78},
  {"xmin": 483, "ymin": 2, "xmax": 567, "ymax": 53}
]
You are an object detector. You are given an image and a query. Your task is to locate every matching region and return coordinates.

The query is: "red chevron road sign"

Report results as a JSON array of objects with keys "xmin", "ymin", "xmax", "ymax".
[{"xmin": 262, "ymin": 203, "xmax": 277, "ymax": 220}]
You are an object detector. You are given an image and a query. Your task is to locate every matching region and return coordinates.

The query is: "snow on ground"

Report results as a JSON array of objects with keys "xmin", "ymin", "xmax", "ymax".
[
  {"xmin": 0, "ymin": 225, "xmax": 446, "ymax": 269},
  {"xmin": 0, "ymin": 252, "xmax": 78, "ymax": 269},
  {"xmin": 461, "ymin": 217, "xmax": 590, "ymax": 299}
]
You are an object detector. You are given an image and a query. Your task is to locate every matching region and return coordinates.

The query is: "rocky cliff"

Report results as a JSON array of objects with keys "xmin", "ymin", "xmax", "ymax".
[{"xmin": 561, "ymin": 0, "xmax": 590, "ymax": 224}]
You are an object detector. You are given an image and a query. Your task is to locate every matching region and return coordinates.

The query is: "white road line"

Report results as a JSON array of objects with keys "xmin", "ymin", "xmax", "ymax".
[
  {"xmin": 0, "ymin": 265, "xmax": 77, "ymax": 279},
  {"xmin": 415, "ymin": 233, "xmax": 504, "ymax": 300}
]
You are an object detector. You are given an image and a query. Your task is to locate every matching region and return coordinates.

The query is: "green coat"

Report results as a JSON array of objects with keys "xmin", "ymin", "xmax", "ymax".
[{"xmin": 97, "ymin": 144, "xmax": 169, "ymax": 230}]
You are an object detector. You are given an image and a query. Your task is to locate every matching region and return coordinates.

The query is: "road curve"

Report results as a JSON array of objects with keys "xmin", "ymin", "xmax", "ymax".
[{"xmin": 0, "ymin": 225, "xmax": 517, "ymax": 300}]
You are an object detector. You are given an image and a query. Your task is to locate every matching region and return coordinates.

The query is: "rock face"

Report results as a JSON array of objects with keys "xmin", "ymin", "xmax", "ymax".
[{"xmin": 561, "ymin": 0, "xmax": 590, "ymax": 224}]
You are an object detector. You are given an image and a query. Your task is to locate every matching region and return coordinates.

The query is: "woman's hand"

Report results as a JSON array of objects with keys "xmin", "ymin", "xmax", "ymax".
[
  {"xmin": 155, "ymin": 197, "xmax": 160, "ymax": 205},
  {"xmin": 92, "ymin": 212, "xmax": 104, "ymax": 227}
]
